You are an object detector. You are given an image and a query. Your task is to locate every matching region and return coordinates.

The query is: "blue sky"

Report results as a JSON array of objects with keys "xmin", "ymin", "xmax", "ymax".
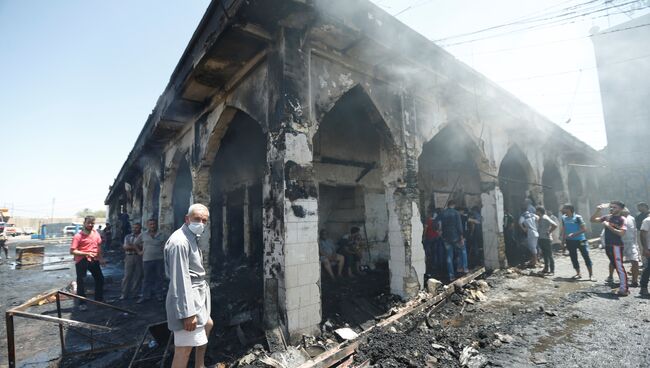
[
  {"xmin": 0, "ymin": 1, "xmax": 209, "ymax": 217},
  {"xmin": 0, "ymin": 0, "xmax": 645, "ymax": 218}
]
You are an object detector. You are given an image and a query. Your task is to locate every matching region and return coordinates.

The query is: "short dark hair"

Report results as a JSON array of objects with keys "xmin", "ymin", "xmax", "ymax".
[
  {"xmin": 84, "ymin": 215, "xmax": 96, "ymax": 223},
  {"xmin": 536, "ymin": 206, "xmax": 545, "ymax": 214},
  {"xmin": 351, "ymin": 227, "xmax": 360, "ymax": 234},
  {"xmin": 637, "ymin": 202, "xmax": 649, "ymax": 209},
  {"xmin": 147, "ymin": 218, "xmax": 157, "ymax": 223},
  {"xmin": 610, "ymin": 200, "xmax": 625, "ymax": 209},
  {"xmin": 133, "ymin": 222, "xmax": 142, "ymax": 227},
  {"xmin": 562, "ymin": 204, "xmax": 574, "ymax": 212},
  {"xmin": 447, "ymin": 199, "xmax": 456, "ymax": 207}
]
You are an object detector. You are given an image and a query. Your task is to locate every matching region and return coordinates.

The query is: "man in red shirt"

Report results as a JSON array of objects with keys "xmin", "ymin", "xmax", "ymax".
[{"xmin": 70, "ymin": 216, "xmax": 105, "ymax": 310}]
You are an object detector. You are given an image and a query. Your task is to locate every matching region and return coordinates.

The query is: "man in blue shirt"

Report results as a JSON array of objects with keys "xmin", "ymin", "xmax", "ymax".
[
  {"xmin": 439, "ymin": 200, "xmax": 464, "ymax": 281},
  {"xmin": 561, "ymin": 204, "xmax": 593, "ymax": 280}
]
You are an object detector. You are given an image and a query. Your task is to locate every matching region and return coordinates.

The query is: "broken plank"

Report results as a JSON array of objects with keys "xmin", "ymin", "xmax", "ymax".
[
  {"xmin": 8, "ymin": 310, "xmax": 112, "ymax": 332},
  {"xmin": 296, "ymin": 341, "xmax": 360, "ymax": 368}
]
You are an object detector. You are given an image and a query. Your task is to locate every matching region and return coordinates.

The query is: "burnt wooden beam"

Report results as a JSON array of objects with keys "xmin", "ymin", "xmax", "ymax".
[{"xmin": 317, "ymin": 156, "xmax": 374, "ymax": 169}]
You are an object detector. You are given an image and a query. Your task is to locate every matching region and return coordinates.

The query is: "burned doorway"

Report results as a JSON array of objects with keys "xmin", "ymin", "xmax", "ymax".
[
  {"xmin": 542, "ymin": 163, "xmax": 563, "ymax": 216},
  {"xmin": 418, "ymin": 125, "xmax": 485, "ymax": 277},
  {"xmin": 313, "ymin": 86, "xmax": 393, "ymax": 329},
  {"xmin": 208, "ymin": 111, "xmax": 265, "ymax": 355},
  {"xmin": 172, "ymin": 157, "xmax": 192, "ymax": 229},
  {"xmin": 498, "ymin": 146, "xmax": 534, "ymax": 267},
  {"xmin": 568, "ymin": 169, "xmax": 583, "ymax": 214}
]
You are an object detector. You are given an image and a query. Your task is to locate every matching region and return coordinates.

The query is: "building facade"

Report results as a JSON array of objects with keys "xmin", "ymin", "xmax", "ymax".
[
  {"xmin": 106, "ymin": 0, "xmax": 602, "ymax": 339},
  {"xmin": 592, "ymin": 14, "xmax": 650, "ymax": 207}
]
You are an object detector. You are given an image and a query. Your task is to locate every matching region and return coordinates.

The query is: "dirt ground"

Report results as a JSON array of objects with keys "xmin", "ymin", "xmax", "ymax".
[
  {"xmin": 354, "ymin": 247, "xmax": 650, "ymax": 368},
  {"xmin": 0, "ymin": 237, "xmax": 167, "ymax": 368},
  {"xmin": 2, "ymin": 237, "xmax": 650, "ymax": 368}
]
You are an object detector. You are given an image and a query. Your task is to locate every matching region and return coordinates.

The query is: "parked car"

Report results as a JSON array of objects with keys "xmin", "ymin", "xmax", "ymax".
[
  {"xmin": 23, "ymin": 227, "xmax": 35, "ymax": 235},
  {"xmin": 5, "ymin": 224, "xmax": 19, "ymax": 237},
  {"xmin": 63, "ymin": 225, "xmax": 80, "ymax": 237}
]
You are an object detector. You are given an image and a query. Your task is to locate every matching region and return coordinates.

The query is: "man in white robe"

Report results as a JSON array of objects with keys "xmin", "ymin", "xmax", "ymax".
[{"xmin": 165, "ymin": 203, "xmax": 213, "ymax": 368}]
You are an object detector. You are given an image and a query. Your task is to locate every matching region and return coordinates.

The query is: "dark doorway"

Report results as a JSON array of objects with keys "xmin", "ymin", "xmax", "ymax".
[
  {"xmin": 498, "ymin": 147, "xmax": 532, "ymax": 267},
  {"xmin": 568, "ymin": 169, "xmax": 583, "ymax": 214},
  {"xmin": 172, "ymin": 157, "xmax": 192, "ymax": 229},
  {"xmin": 418, "ymin": 126, "xmax": 485, "ymax": 276},
  {"xmin": 542, "ymin": 163, "xmax": 563, "ymax": 216},
  {"xmin": 313, "ymin": 87, "xmax": 392, "ymax": 331},
  {"xmin": 208, "ymin": 111, "xmax": 266, "ymax": 359}
]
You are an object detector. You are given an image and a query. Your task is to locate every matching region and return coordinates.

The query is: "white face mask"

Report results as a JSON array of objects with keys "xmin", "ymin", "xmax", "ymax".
[{"xmin": 188, "ymin": 222, "xmax": 205, "ymax": 236}]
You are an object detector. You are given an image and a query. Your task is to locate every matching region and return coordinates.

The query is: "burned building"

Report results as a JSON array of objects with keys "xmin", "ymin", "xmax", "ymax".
[{"xmin": 106, "ymin": 0, "xmax": 602, "ymax": 340}]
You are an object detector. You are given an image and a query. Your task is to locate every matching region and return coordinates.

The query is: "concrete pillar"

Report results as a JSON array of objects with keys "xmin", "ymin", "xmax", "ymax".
[
  {"xmin": 263, "ymin": 27, "xmax": 321, "ymax": 340},
  {"xmin": 158, "ymin": 167, "xmax": 175, "ymax": 237},
  {"xmin": 387, "ymin": 189, "xmax": 425, "ymax": 297},
  {"xmin": 386, "ymin": 90, "xmax": 426, "ymax": 298},
  {"xmin": 481, "ymin": 187, "xmax": 506, "ymax": 270},
  {"xmin": 193, "ymin": 166, "xmax": 211, "ymax": 274}
]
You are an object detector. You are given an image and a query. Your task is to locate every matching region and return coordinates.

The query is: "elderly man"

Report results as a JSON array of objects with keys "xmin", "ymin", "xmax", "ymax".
[{"xmin": 164, "ymin": 204, "xmax": 213, "ymax": 368}]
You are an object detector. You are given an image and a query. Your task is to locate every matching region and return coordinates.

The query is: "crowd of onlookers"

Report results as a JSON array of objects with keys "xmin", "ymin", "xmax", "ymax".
[{"xmin": 503, "ymin": 199, "xmax": 650, "ymax": 297}]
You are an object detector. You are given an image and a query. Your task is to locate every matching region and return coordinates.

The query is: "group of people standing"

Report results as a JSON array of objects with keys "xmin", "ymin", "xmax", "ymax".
[
  {"xmin": 423, "ymin": 200, "xmax": 483, "ymax": 281},
  {"xmin": 505, "ymin": 198, "xmax": 650, "ymax": 297},
  {"xmin": 70, "ymin": 205, "xmax": 214, "ymax": 368}
]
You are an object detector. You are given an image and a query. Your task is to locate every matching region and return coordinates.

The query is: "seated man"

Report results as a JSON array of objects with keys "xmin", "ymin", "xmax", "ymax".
[
  {"xmin": 319, "ymin": 229, "xmax": 344, "ymax": 280},
  {"xmin": 339, "ymin": 227, "xmax": 364, "ymax": 277}
]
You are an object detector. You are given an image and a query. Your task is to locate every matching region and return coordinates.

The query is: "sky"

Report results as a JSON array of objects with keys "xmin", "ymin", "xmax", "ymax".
[{"xmin": 0, "ymin": 0, "xmax": 647, "ymax": 218}]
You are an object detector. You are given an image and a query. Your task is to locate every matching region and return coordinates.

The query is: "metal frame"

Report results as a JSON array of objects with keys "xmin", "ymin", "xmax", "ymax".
[
  {"xmin": 127, "ymin": 321, "xmax": 173, "ymax": 368},
  {"xmin": 5, "ymin": 289, "xmax": 137, "ymax": 368}
]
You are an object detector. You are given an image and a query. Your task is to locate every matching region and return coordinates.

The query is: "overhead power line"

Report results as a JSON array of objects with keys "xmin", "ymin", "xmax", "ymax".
[
  {"xmin": 494, "ymin": 51, "xmax": 650, "ymax": 83},
  {"xmin": 435, "ymin": 0, "xmax": 648, "ymax": 47}
]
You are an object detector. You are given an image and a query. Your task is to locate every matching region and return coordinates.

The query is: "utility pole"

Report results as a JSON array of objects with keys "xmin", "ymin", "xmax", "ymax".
[{"xmin": 50, "ymin": 198, "xmax": 55, "ymax": 224}]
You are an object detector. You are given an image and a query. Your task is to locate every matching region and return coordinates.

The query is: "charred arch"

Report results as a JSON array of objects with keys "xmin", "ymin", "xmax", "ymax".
[
  {"xmin": 498, "ymin": 145, "xmax": 535, "ymax": 217},
  {"xmin": 208, "ymin": 111, "xmax": 266, "ymax": 264},
  {"xmin": 313, "ymin": 85, "xmax": 397, "ymax": 321},
  {"xmin": 418, "ymin": 124, "xmax": 484, "ymax": 213}
]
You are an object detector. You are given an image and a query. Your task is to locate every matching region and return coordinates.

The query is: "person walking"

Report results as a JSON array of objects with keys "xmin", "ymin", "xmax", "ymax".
[
  {"xmin": 519, "ymin": 206, "xmax": 539, "ymax": 268},
  {"xmin": 138, "ymin": 219, "xmax": 166, "ymax": 303},
  {"xmin": 422, "ymin": 210, "xmax": 441, "ymax": 276},
  {"xmin": 536, "ymin": 206, "xmax": 558, "ymax": 275},
  {"xmin": 638, "ymin": 215, "xmax": 650, "ymax": 296},
  {"xmin": 591, "ymin": 201, "xmax": 628, "ymax": 296},
  {"xmin": 561, "ymin": 204, "xmax": 593, "ymax": 280},
  {"xmin": 439, "ymin": 200, "xmax": 464, "ymax": 281},
  {"xmin": 120, "ymin": 223, "xmax": 143, "ymax": 300},
  {"xmin": 165, "ymin": 204, "xmax": 213, "ymax": 368},
  {"xmin": 70, "ymin": 216, "xmax": 105, "ymax": 311},
  {"xmin": 621, "ymin": 208, "xmax": 641, "ymax": 287}
]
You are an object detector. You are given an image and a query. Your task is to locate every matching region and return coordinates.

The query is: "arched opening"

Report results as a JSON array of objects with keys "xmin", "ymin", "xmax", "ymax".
[
  {"xmin": 172, "ymin": 157, "xmax": 193, "ymax": 229},
  {"xmin": 418, "ymin": 125, "xmax": 484, "ymax": 278},
  {"xmin": 499, "ymin": 146, "xmax": 534, "ymax": 267},
  {"xmin": 568, "ymin": 169, "xmax": 583, "ymax": 214},
  {"xmin": 313, "ymin": 86, "xmax": 393, "ymax": 327},
  {"xmin": 542, "ymin": 163, "xmax": 563, "ymax": 216},
  {"xmin": 208, "ymin": 111, "xmax": 266, "ymax": 354}
]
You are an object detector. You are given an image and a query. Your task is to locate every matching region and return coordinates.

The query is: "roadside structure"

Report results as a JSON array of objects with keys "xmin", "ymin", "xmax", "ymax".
[
  {"xmin": 591, "ymin": 14, "xmax": 650, "ymax": 207},
  {"xmin": 106, "ymin": 0, "xmax": 602, "ymax": 339}
]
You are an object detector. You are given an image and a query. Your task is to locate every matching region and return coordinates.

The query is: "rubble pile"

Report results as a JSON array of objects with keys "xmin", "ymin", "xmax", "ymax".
[{"xmin": 352, "ymin": 278, "xmax": 495, "ymax": 368}]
